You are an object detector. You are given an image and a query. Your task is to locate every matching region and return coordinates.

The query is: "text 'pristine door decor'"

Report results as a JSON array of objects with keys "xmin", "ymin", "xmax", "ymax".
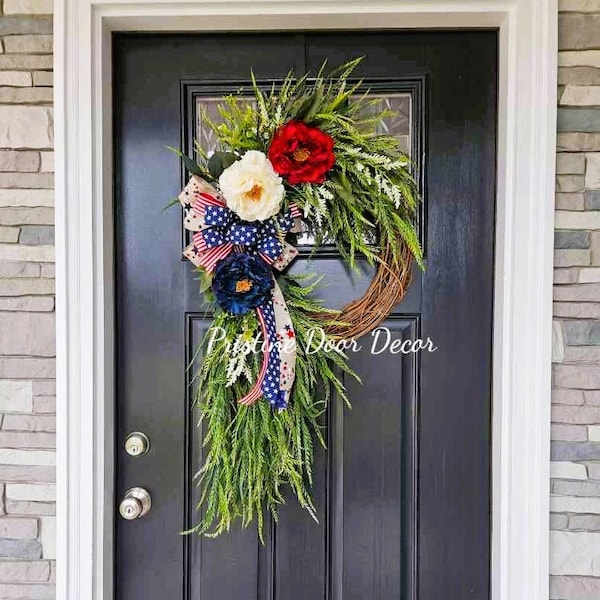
[{"xmin": 173, "ymin": 59, "xmax": 422, "ymax": 538}]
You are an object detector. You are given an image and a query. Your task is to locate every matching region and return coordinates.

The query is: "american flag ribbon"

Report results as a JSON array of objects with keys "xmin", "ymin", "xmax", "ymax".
[
  {"xmin": 179, "ymin": 176, "xmax": 299, "ymax": 409},
  {"xmin": 238, "ymin": 281, "xmax": 295, "ymax": 409},
  {"xmin": 194, "ymin": 240, "xmax": 234, "ymax": 273},
  {"xmin": 257, "ymin": 298, "xmax": 288, "ymax": 409},
  {"xmin": 192, "ymin": 231, "xmax": 207, "ymax": 252},
  {"xmin": 189, "ymin": 191, "xmax": 234, "ymax": 273},
  {"xmin": 289, "ymin": 203, "xmax": 301, "ymax": 219},
  {"xmin": 192, "ymin": 191, "xmax": 224, "ymax": 214},
  {"xmin": 238, "ymin": 307, "xmax": 270, "ymax": 406},
  {"xmin": 258, "ymin": 253, "xmax": 275, "ymax": 266},
  {"xmin": 190, "ymin": 192, "xmax": 300, "ymax": 273}
]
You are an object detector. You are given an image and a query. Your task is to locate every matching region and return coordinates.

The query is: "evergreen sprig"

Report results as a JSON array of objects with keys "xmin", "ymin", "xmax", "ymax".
[
  {"xmin": 198, "ymin": 57, "xmax": 423, "ymax": 268},
  {"xmin": 188, "ymin": 275, "xmax": 355, "ymax": 539},
  {"xmin": 181, "ymin": 58, "xmax": 422, "ymax": 538}
]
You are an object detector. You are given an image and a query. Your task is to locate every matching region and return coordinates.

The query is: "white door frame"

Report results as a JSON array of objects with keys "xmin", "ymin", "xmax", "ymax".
[{"xmin": 54, "ymin": 1, "xmax": 557, "ymax": 598}]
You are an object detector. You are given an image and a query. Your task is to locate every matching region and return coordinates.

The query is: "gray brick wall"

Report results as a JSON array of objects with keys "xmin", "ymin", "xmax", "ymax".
[
  {"xmin": 0, "ymin": 0, "xmax": 55, "ymax": 598},
  {"xmin": 551, "ymin": 1, "xmax": 600, "ymax": 598}
]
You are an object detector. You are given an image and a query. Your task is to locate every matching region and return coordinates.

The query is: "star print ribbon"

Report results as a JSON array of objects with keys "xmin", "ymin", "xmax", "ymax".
[
  {"xmin": 238, "ymin": 281, "xmax": 296, "ymax": 409},
  {"xmin": 193, "ymin": 204, "xmax": 298, "ymax": 271},
  {"xmin": 179, "ymin": 175, "xmax": 300, "ymax": 409},
  {"xmin": 182, "ymin": 179, "xmax": 300, "ymax": 273}
]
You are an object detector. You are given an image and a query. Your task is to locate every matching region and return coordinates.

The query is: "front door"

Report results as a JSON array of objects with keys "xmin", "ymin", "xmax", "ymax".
[{"xmin": 113, "ymin": 31, "xmax": 496, "ymax": 600}]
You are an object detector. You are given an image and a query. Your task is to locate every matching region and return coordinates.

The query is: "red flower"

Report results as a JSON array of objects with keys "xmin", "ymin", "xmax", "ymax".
[{"xmin": 268, "ymin": 121, "xmax": 335, "ymax": 185}]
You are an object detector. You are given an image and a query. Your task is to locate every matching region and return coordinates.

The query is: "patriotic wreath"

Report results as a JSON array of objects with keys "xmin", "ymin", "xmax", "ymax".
[{"xmin": 174, "ymin": 59, "xmax": 422, "ymax": 538}]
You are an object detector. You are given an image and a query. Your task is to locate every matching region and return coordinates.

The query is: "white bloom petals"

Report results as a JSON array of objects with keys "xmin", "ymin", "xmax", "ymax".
[
  {"xmin": 225, "ymin": 333, "xmax": 253, "ymax": 386},
  {"xmin": 218, "ymin": 150, "xmax": 285, "ymax": 222},
  {"xmin": 342, "ymin": 145, "xmax": 408, "ymax": 171},
  {"xmin": 301, "ymin": 184, "xmax": 330, "ymax": 228},
  {"xmin": 359, "ymin": 164, "xmax": 403, "ymax": 209}
]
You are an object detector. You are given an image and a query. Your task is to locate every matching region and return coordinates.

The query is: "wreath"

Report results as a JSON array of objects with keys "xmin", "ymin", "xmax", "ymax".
[{"xmin": 173, "ymin": 58, "xmax": 422, "ymax": 538}]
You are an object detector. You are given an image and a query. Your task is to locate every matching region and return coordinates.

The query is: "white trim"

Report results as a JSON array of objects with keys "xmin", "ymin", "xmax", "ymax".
[{"xmin": 55, "ymin": 1, "xmax": 557, "ymax": 598}]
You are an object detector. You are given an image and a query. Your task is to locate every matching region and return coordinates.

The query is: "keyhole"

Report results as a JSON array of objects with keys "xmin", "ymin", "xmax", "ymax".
[
  {"xmin": 120, "ymin": 487, "xmax": 151, "ymax": 520},
  {"xmin": 125, "ymin": 432, "xmax": 149, "ymax": 457}
]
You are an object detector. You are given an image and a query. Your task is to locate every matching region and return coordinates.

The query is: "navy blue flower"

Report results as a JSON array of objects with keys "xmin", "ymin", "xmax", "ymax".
[{"xmin": 212, "ymin": 253, "xmax": 274, "ymax": 315}]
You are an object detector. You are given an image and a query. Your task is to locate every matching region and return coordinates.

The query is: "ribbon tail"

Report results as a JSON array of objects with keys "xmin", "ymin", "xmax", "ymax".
[
  {"xmin": 258, "ymin": 293, "xmax": 288, "ymax": 409},
  {"xmin": 272, "ymin": 281, "xmax": 296, "ymax": 404},
  {"xmin": 178, "ymin": 174, "xmax": 205, "ymax": 207},
  {"xmin": 238, "ymin": 307, "xmax": 269, "ymax": 406},
  {"xmin": 237, "ymin": 282, "xmax": 296, "ymax": 410},
  {"xmin": 271, "ymin": 242, "xmax": 299, "ymax": 271},
  {"xmin": 195, "ymin": 242, "xmax": 234, "ymax": 273},
  {"xmin": 183, "ymin": 243, "xmax": 203, "ymax": 267}
]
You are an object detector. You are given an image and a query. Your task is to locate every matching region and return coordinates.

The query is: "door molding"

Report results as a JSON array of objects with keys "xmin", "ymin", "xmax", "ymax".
[{"xmin": 54, "ymin": 1, "xmax": 557, "ymax": 598}]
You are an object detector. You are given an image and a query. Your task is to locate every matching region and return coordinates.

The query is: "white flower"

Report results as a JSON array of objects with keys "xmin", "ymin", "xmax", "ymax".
[{"xmin": 218, "ymin": 150, "xmax": 285, "ymax": 222}]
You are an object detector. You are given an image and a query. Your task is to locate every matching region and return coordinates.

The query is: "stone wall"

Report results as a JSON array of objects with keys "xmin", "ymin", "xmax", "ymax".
[
  {"xmin": 551, "ymin": 1, "xmax": 600, "ymax": 598},
  {"xmin": 0, "ymin": 0, "xmax": 55, "ymax": 598}
]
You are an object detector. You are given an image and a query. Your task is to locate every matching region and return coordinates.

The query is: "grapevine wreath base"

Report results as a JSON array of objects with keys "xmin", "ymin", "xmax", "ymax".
[{"xmin": 314, "ymin": 242, "xmax": 413, "ymax": 339}]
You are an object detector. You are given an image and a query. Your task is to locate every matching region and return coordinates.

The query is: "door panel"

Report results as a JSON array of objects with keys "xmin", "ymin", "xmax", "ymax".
[
  {"xmin": 114, "ymin": 31, "xmax": 496, "ymax": 600},
  {"xmin": 337, "ymin": 318, "xmax": 417, "ymax": 600}
]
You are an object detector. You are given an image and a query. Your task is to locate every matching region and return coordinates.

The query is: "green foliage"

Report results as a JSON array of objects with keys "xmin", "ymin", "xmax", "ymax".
[
  {"xmin": 188, "ymin": 275, "xmax": 355, "ymax": 539},
  {"xmin": 207, "ymin": 151, "xmax": 238, "ymax": 180},
  {"xmin": 179, "ymin": 58, "xmax": 423, "ymax": 539},
  {"xmin": 166, "ymin": 145, "xmax": 212, "ymax": 180},
  {"xmin": 199, "ymin": 58, "xmax": 423, "ymax": 268}
]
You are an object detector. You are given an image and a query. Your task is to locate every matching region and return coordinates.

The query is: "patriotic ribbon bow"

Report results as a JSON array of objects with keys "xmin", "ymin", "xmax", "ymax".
[
  {"xmin": 179, "ymin": 175, "xmax": 300, "ymax": 409},
  {"xmin": 193, "ymin": 203, "xmax": 298, "ymax": 271}
]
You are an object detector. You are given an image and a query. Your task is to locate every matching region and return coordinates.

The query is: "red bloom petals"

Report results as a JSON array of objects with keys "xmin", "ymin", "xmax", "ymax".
[{"xmin": 268, "ymin": 121, "xmax": 335, "ymax": 185}]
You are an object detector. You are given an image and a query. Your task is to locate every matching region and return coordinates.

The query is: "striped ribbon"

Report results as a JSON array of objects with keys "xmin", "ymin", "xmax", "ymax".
[
  {"xmin": 179, "ymin": 175, "xmax": 298, "ymax": 409},
  {"xmin": 238, "ymin": 281, "xmax": 295, "ymax": 409},
  {"xmin": 190, "ymin": 190, "xmax": 300, "ymax": 273}
]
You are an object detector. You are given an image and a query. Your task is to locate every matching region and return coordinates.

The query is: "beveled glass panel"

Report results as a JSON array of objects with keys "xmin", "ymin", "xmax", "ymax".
[
  {"xmin": 196, "ymin": 97, "xmax": 257, "ymax": 155},
  {"xmin": 195, "ymin": 94, "xmax": 412, "ymax": 155},
  {"xmin": 369, "ymin": 93, "xmax": 411, "ymax": 154},
  {"xmin": 195, "ymin": 93, "xmax": 413, "ymax": 247}
]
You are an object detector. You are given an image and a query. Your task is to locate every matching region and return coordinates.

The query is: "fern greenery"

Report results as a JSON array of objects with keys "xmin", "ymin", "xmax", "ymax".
[
  {"xmin": 177, "ymin": 58, "xmax": 421, "ymax": 538},
  {"xmin": 195, "ymin": 57, "xmax": 422, "ymax": 268},
  {"xmin": 188, "ymin": 276, "xmax": 355, "ymax": 539}
]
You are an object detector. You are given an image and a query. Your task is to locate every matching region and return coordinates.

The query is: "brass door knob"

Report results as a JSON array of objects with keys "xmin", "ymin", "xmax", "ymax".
[{"xmin": 119, "ymin": 487, "xmax": 152, "ymax": 520}]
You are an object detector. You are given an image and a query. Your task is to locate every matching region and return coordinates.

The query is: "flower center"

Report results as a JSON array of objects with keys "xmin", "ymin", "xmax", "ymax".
[
  {"xmin": 235, "ymin": 279, "xmax": 253, "ymax": 293},
  {"xmin": 292, "ymin": 148, "xmax": 311, "ymax": 162},
  {"xmin": 245, "ymin": 184, "xmax": 263, "ymax": 201}
]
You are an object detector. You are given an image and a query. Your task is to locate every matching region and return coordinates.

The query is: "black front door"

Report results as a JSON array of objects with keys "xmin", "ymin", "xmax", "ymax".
[{"xmin": 113, "ymin": 31, "xmax": 496, "ymax": 600}]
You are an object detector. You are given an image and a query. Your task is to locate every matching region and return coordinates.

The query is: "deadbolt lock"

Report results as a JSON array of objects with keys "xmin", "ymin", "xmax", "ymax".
[
  {"xmin": 124, "ymin": 431, "xmax": 150, "ymax": 457},
  {"xmin": 119, "ymin": 487, "xmax": 152, "ymax": 520}
]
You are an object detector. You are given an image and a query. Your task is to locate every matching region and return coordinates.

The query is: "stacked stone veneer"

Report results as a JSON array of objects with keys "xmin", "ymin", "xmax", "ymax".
[
  {"xmin": 551, "ymin": 1, "xmax": 600, "ymax": 598},
  {"xmin": 0, "ymin": 0, "xmax": 55, "ymax": 598}
]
